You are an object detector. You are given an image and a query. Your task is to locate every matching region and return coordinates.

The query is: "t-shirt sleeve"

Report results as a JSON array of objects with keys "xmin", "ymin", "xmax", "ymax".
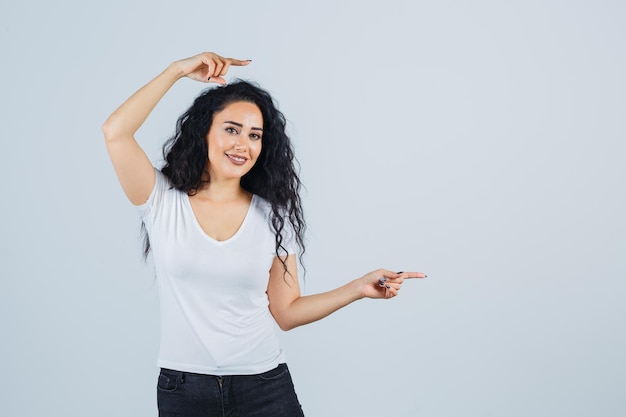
[{"xmin": 135, "ymin": 168, "xmax": 169, "ymax": 226}]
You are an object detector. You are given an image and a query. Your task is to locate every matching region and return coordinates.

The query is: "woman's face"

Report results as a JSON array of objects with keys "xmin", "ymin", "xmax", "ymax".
[{"xmin": 206, "ymin": 101, "xmax": 263, "ymax": 182}]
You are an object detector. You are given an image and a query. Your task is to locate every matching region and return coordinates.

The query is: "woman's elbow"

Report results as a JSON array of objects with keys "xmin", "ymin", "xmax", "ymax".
[
  {"xmin": 275, "ymin": 317, "xmax": 297, "ymax": 332},
  {"xmin": 101, "ymin": 118, "xmax": 117, "ymax": 141},
  {"xmin": 271, "ymin": 310, "xmax": 298, "ymax": 331},
  {"xmin": 101, "ymin": 115, "xmax": 127, "ymax": 142}
]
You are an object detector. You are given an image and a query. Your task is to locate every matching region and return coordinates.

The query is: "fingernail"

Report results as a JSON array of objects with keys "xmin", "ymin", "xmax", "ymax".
[
  {"xmin": 396, "ymin": 271, "xmax": 404, "ymax": 274},
  {"xmin": 207, "ymin": 77, "xmax": 211, "ymax": 81},
  {"xmin": 378, "ymin": 282, "xmax": 385, "ymax": 287},
  {"xmin": 424, "ymin": 274, "xmax": 428, "ymax": 278},
  {"xmin": 379, "ymin": 277, "xmax": 387, "ymax": 283},
  {"xmin": 385, "ymin": 284, "xmax": 391, "ymax": 289}
]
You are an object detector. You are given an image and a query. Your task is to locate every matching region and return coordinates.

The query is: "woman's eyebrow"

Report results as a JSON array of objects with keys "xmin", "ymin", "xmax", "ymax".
[{"xmin": 224, "ymin": 120, "xmax": 263, "ymax": 131}]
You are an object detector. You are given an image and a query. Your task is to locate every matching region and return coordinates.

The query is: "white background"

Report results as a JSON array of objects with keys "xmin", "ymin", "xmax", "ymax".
[{"xmin": 1, "ymin": 1, "xmax": 624, "ymax": 416}]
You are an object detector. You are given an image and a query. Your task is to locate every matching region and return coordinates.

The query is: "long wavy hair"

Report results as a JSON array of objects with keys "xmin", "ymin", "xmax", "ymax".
[{"xmin": 142, "ymin": 80, "xmax": 305, "ymax": 274}]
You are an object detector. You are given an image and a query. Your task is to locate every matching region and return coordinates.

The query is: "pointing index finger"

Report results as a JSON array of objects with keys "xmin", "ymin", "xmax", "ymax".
[
  {"xmin": 398, "ymin": 272, "xmax": 428, "ymax": 279},
  {"xmin": 228, "ymin": 58, "xmax": 252, "ymax": 66}
]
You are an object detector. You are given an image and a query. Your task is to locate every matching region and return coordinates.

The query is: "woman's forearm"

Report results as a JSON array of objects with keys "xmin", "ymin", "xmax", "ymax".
[{"xmin": 275, "ymin": 279, "xmax": 364, "ymax": 331}]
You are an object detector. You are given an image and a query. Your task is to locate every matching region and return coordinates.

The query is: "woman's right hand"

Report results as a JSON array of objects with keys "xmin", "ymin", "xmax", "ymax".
[
  {"xmin": 173, "ymin": 52, "xmax": 251, "ymax": 84},
  {"xmin": 356, "ymin": 269, "xmax": 427, "ymax": 299}
]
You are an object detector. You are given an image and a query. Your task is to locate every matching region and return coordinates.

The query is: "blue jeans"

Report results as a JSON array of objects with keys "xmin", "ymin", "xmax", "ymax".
[{"xmin": 157, "ymin": 363, "xmax": 305, "ymax": 417}]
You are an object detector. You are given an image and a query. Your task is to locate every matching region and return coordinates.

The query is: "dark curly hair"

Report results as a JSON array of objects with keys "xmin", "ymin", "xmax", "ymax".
[{"xmin": 141, "ymin": 80, "xmax": 305, "ymax": 275}]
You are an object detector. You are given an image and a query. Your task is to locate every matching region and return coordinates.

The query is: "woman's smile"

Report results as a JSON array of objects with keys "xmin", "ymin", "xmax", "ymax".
[{"xmin": 226, "ymin": 153, "xmax": 248, "ymax": 165}]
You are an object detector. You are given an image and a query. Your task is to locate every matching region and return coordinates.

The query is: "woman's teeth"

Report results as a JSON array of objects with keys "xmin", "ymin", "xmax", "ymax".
[{"xmin": 227, "ymin": 154, "xmax": 246, "ymax": 163}]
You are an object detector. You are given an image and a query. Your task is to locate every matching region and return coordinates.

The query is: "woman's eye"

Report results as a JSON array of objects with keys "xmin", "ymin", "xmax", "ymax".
[
  {"xmin": 250, "ymin": 133, "xmax": 261, "ymax": 140},
  {"xmin": 226, "ymin": 127, "xmax": 238, "ymax": 134}
]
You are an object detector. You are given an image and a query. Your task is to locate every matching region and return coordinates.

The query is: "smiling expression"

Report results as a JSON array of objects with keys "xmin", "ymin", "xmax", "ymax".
[{"xmin": 206, "ymin": 101, "xmax": 263, "ymax": 182}]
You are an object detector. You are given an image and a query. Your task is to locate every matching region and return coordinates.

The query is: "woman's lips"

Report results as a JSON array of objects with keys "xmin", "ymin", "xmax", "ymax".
[{"xmin": 226, "ymin": 154, "xmax": 247, "ymax": 165}]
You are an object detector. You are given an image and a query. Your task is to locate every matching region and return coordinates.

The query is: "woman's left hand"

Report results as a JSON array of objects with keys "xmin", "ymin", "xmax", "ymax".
[{"xmin": 357, "ymin": 269, "xmax": 427, "ymax": 299}]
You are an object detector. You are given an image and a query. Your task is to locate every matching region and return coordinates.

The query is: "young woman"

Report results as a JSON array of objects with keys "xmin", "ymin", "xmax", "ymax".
[{"xmin": 103, "ymin": 51, "xmax": 426, "ymax": 417}]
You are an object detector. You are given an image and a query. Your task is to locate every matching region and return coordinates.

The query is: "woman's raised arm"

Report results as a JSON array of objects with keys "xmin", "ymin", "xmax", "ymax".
[{"xmin": 101, "ymin": 52, "xmax": 250, "ymax": 205}]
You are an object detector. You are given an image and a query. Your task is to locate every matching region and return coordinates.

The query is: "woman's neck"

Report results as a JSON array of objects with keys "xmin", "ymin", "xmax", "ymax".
[{"xmin": 199, "ymin": 180, "xmax": 249, "ymax": 203}]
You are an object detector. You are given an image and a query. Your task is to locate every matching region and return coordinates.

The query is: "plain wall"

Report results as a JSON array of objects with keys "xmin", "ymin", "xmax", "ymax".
[{"xmin": 1, "ymin": 1, "xmax": 624, "ymax": 416}]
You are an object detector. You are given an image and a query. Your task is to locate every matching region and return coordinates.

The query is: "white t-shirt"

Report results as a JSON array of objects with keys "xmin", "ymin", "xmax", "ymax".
[{"xmin": 137, "ymin": 169, "xmax": 295, "ymax": 375}]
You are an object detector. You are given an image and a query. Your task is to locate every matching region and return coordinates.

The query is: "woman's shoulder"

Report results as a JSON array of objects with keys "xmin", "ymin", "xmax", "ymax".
[
  {"xmin": 251, "ymin": 194, "xmax": 292, "ymax": 222},
  {"xmin": 252, "ymin": 194, "xmax": 292, "ymax": 223},
  {"xmin": 151, "ymin": 169, "xmax": 175, "ymax": 195},
  {"xmin": 142, "ymin": 168, "xmax": 185, "ymax": 208},
  {"xmin": 155, "ymin": 169, "xmax": 188, "ymax": 194},
  {"xmin": 252, "ymin": 193, "xmax": 271, "ymax": 214}
]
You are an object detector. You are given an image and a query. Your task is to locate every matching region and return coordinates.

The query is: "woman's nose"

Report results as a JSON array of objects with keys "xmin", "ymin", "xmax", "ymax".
[{"xmin": 234, "ymin": 140, "xmax": 247, "ymax": 151}]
